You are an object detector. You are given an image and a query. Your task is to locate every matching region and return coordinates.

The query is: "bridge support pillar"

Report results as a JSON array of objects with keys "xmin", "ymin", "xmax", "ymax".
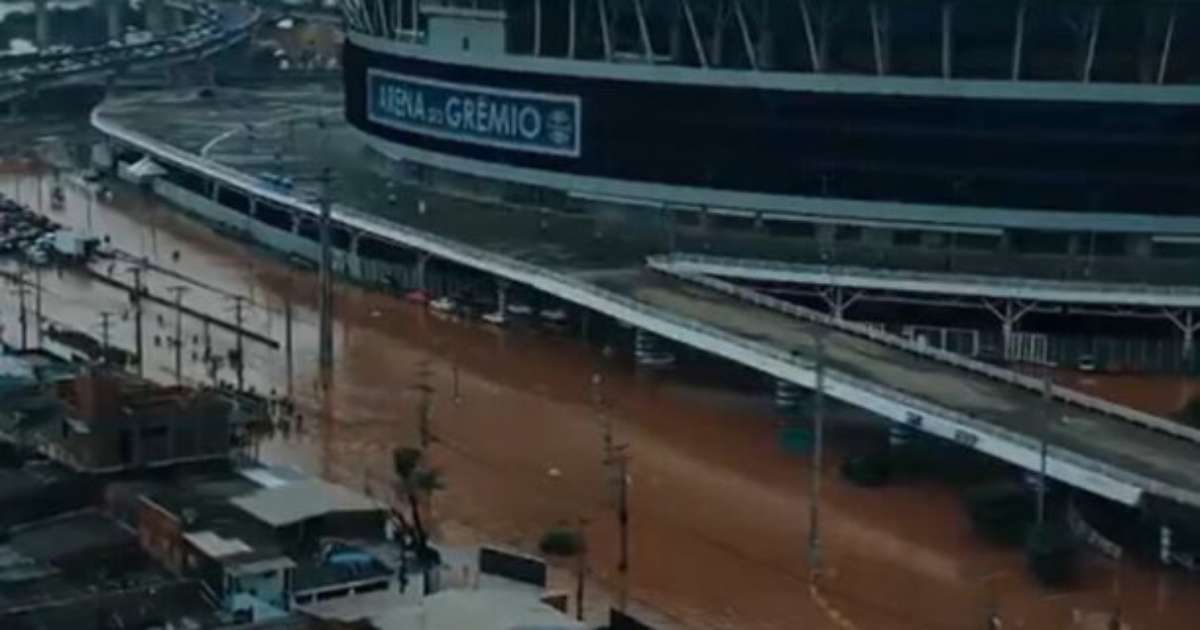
[
  {"xmin": 415, "ymin": 253, "xmax": 430, "ymax": 292},
  {"xmin": 818, "ymin": 286, "xmax": 862, "ymax": 321},
  {"xmin": 1163, "ymin": 309, "xmax": 1199, "ymax": 364},
  {"xmin": 146, "ymin": 0, "xmax": 167, "ymax": 36},
  {"xmin": 983, "ymin": 299, "xmax": 1037, "ymax": 362},
  {"xmin": 634, "ymin": 329, "xmax": 675, "ymax": 367},
  {"xmin": 102, "ymin": 0, "xmax": 123, "ymax": 42},
  {"xmin": 494, "ymin": 279, "xmax": 509, "ymax": 314},
  {"xmin": 35, "ymin": 0, "xmax": 50, "ymax": 49}
]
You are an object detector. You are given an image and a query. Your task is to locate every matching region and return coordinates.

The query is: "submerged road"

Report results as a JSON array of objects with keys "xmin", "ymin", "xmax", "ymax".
[
  {"xmin": 88, "ymin": 88, "xmax": 1200, "ymax": 516},
  {"xmin": 6, "ymin": 159, "xmax": 1200, "ymax": 629}
]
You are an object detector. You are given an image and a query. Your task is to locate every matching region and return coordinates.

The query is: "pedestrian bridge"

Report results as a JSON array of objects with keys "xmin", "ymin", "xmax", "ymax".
[{"xmin": 91, "ymin": 97, "xmax": 1200, "ymax": 514}]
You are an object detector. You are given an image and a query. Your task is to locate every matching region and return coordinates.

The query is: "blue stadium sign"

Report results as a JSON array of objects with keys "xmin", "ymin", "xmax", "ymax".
[{"xmin": 367, "ymin": 69, "xmax": 582, "ymax": 158}]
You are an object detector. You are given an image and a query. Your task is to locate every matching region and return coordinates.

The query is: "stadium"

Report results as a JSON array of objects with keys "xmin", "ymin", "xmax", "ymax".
[{"xmin": 341, "ymin": 0, "xmax": 1200, "ymax": 373}]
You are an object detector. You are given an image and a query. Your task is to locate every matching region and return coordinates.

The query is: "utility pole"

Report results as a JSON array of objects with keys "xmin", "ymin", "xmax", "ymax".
[
  {"xmin": 129, "ymin": 264, "xmax": 144, "ymax": 376},
  {"xmin": 232, "ymin": 295, "xmax": 247, "ymax": 392},
  {"xmin": 610, "ymin": 447, "xmax": 630, "ymax": 586},
  {"xmin": 575, "ymin": 516, "xmax": 588, "ymax": 622},
  {"xmin": 98, "ymin": 311, "xmax": 112, "ymax": 360},
  {"xmin": 85, "ymin": 183, "xmax": 94, "ymax": 235},
  {"xmin": 595, "ymin": 372, "xmax": 630, "ymax": 607},
  {"xmin": 32, "ymin": 266, "xmax": 41, "ymax": 348},
  {"xmin": 317, "ymin": 167, "xmax": 334, "ymax": 386},
  {"xmin": 167, "ymin": 285, "xmax": 189, "ymax": 385},
  {"xmin": 415, "ymin": 359, "xmax": 434, "ymax": 449},
  {"xmin": 15, "ymin": 265, "xmax": 28, "ymax": 351},
  {"xmin": 284, "ymin": 293, "xmax": 294, "ymax": 400},
  {"xmin": 35, "ymin": 166, "xmax": 43, "ymax": 214},
  {"xmin": 1038, "ymin": 372, "xmax": 1052, "ymax": 526},
  {"xmin": 808, "ymin": 331, "xmax": 827, "ymax": 581}
]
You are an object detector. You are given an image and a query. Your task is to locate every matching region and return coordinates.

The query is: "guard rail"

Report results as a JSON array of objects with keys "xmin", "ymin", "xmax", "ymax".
[
  {"xmin": 648, "ymin": 254, "xmax": 1200, "ymax": 447},
  {"xmin": 92, "ymin": 104, "xmax": 1200, "ymax": 507}
]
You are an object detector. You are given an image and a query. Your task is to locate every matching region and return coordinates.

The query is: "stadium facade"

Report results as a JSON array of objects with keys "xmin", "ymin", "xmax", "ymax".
[{"xmin": 341, "ymin": 0, "xmax": 1200, "ymax": 372}]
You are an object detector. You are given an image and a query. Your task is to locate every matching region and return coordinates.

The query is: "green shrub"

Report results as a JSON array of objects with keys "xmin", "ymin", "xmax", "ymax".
[{"xmin": 539, "ymin": 527, "xmax": 585, "ymax": 557}]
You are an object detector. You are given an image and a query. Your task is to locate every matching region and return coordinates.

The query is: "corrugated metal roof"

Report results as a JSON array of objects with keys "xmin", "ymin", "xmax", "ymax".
[
  {"xmin": 231, "ymin": 479, "xmax": 379, "ymax": 527},
  {"xmin": 183, "ymin": 530, "xmax": 253, "ymax": 559}
]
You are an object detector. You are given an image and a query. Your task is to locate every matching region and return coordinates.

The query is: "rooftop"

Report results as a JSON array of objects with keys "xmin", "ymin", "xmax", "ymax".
[
  {"xmin": 303, "ymin": 587, "xmax": 583, "ymax": 630},
  {"xmin": 232, "ymin": 478, "xmax": 381, "ymax": 528}
]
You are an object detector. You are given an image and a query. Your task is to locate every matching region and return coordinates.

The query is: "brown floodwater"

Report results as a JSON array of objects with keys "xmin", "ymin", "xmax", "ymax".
[{"xmin": 3, "ymin": 164, "xmax": 1200, "ymax": 629}]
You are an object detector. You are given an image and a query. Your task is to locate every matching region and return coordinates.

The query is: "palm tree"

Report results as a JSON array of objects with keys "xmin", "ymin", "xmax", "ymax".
[{"xmin": 392, "ymin": 446, "xmax": 443, "ymax": 593}]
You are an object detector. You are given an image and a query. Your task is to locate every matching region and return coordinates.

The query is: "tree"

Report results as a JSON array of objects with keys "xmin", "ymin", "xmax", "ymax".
[
  {"xmin": 392, "ymin": 446, "xmax": 443, "ymax": 593},
  {"xmin": 539, "ymin": 522, "xmax": 589, "ymax": 621}
]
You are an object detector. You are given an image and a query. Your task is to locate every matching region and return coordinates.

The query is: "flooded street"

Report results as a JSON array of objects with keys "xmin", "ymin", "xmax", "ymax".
[{"xmin": 3, "ymin": 163, "xmax": 1200, "ymax": 629}]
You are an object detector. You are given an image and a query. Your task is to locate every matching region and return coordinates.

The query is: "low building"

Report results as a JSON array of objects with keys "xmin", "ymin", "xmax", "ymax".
[{"xmin": 48, "ymin": 368, "xmax": 234, "ymax": 471}]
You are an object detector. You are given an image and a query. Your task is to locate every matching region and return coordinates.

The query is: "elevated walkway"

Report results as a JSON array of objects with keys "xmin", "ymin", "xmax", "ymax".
[
  {"xmin": 90, "ymin": 93, "xmax": 1200, "ymax": 512},
  {"xmin": 652, "ymin": 254, "xmax": 1200, "ymax": 308}
]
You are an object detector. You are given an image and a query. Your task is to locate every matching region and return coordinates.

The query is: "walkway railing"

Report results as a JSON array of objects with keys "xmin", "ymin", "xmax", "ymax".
[
  {"xmin": 92, "ymin": 103, "xmax": 1200, "ymax": 507},
  {"xmin": 648, "ymin": 253, "xmax": 1200, "ymax": 447},
  {"xmin": 655, "ymin": 252, "xmax": 1200, "ymax": 306}
]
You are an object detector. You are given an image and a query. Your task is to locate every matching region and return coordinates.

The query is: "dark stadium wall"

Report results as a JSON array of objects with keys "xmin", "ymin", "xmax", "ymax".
[{"xmin": 343, "ymin": 40, "xmax": 1200, "ymax": 217}]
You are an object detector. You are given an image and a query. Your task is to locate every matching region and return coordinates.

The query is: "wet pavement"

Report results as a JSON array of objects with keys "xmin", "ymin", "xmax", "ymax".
[{"xmin": 4, "ymin": 158, "xmax": 1200, "ymax": 629}]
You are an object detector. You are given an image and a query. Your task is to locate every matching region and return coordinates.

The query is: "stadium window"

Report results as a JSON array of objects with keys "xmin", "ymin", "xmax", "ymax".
[
  {"xmin": 1010, "ymin": 230, "xmax": 1069, "ymax": 254},
  {"xmin": 297, "ymin": 217, "xmax": 319, "ymax": 241},
  {"xmin": 955, "ymin": 233, "xmax": 1000, "ymax": 251},
  {"xmin": 462, "ymin": 37, "xmax": 470, "ymax": 51},
  {"xmin": 217, "ymin": 186, "xmax": 251, "ymax": 215},
  {"xmin": 1152, "ymin": 242, "xmax": 1200, "ymax": 259},
  {"xmin": 1091, "ymin": 233, "xmax": 1127, "ymax": 256},
  {"xmin": 892, "ymin": 230, "xmax": 922, "ymax": 247},
  {"xmin": 767, "ymin": 220, "xmax": 815, "ymax": 238},
  {"xmin": 834, "ymin": 225, "xmax": 862, "ymax": 242}
]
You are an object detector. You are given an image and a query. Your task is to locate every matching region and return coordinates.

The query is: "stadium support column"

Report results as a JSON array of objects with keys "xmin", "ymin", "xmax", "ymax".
[
  {"xmin": 731, "ymin": 0, "xmax": 756, "ymax": 69},
  {"xmin": 1158, "ymin": 5, "xmax": 1177, "ymax": 84},
  {"xmin": 597, "ymin": 0, "xmax": 613, "ymax": 61},
  {"xmin": 798, "ymin": 0, "xmax": 822, "ymax": 72},
  {"xmin": 534, "ymin": 0, "xmax": 541, "ymax": 56},
  {"xmin": 868, "ymin": 1, "xmax": 889, "ymax": 75},
  {"xmin": 35, "ymin": 0, "xmax": 50, "ymax": 50},
  {"xmin": 941, "ymin": 1, "xmax": 954, "ymax": 79},
  {"xmin": 983, "ymin": 300, "xmax": 1037, "ymax": 362},
  {"xmin": 1082, "ymin": 4, "xmax": 1104, "ymax": 82},
  {"xmin": 668, "ymin": 0, "xmax": 682, "ymax": 61},
  {"xmin": 1011, "ymin": 0, "xmax": 1027, "ymax": 80},
  {"xmin": 146, "ymin": 0, "xmax": 166, "ymax": 36},
  {"xmin": 681, "ymin": 0, "xmax": 707, "ymax": 67},
  {"xmin": 633, "ymin": 0, "xmax": 654, "ymax": 63},
  {"xmin": 568, "ymin": 0, "xmax": 576, "ymax": 58}
]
